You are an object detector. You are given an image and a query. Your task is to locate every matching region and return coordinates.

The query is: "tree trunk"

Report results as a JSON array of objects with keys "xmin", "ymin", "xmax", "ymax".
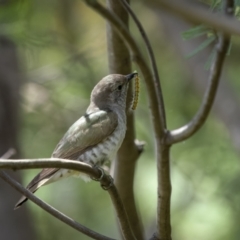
[{"xmin": 0, "ymin": 35, "xmax": 36, "ymax": 240}]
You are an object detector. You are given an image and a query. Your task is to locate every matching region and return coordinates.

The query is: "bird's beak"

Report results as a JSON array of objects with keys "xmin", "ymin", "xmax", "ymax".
[{"xmin": 126, "ymin": 72, "xmax": 137, "ymax": 82}]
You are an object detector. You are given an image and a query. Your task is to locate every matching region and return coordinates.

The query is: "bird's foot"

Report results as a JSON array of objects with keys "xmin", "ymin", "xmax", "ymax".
[
  {"xmin": 91, "ymin": 166, "xmax": 105, "ymax": 181},
  {"xmin": 101, "ymin": 175, "xmax": 114, "ymax": 190},
  {"xmin": 91, "ymin": 166, "xmax": 114, "ymax": 190}
]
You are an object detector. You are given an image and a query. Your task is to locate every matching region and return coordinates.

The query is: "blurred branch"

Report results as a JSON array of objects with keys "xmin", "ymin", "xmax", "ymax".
[
  {"xmin": 0, "ymin": 158, "xmax": 135, "ymax": 240},
  {"xmin": 0, "ymin": 148, "xmax": 16, "ymax": 159},
  {"xmin": 106, "ymin": 1, "xmax": 144, "ymax": 239},
  {"xmin": 167, "ymin": 0, "xmax": 234, "ymax": 144},
  {"xmin": 147, "ymin": 0, "xmax": 240, "ymax": 36}
]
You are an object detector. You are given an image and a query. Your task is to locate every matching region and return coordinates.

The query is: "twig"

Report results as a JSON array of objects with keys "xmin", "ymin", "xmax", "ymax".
[
  {"xmin": 167, "ymin": 0, "xmax": 234, "ymax": 145},
  {"xmin": 85, "ymin": 0, "xmax": 166, "ymax": 136},
  {"xmin": 147, "ymin": 0, "xmax": 240, "ymax": 36},
  {"xmin": 106, "ymin": 1, "xmax": 144, "ymax": 239},
  {"xmin": 0, "ymin": 158, "xmax": 135, "ymax": 240},
  {"xmin": 118, "ymin": 0, "xmax": 166, "ymax": 126},
  {"xmin": 0, "ymin": 148, "xmax": 16, "ymax": 159},
  {"xmin": 0, "ymin": 170, "xmax": 115, "ymax": 240}
]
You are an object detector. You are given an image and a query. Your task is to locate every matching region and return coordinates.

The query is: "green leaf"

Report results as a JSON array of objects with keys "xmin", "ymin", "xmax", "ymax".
[
  {"xmin": 182, "ymin": 25, "xmax": 210, "ymax": 40},
  {"xmin": 186, "ymin": 35, "xmax": 216, "ymax": 59}
]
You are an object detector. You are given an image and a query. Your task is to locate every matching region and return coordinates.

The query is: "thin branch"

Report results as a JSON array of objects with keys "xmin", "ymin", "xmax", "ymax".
[
  {"xmin": 167, "ymin": 0, "xmax": 234, "ymax": 145},
  {"xmin": 85, "ymin": 0, "xmax": 166, "ymax": 136},
  {"xmin": 118, "ymin": 0, "xmax": 166, "ymax": 123},
  {"xmin": 0, "ymin": 170, "xmax": 115, "ymax": 240},
  {"xmin": 147, "ymin": 0, "xmax": 240, "ymax": 36},
  {"xmin": 0, "ymin": 158, "xmax": 135, "ymax": 240},
  {"xmin": 0, "ymin": 148, "xmax": 16, "ymax": 159}
]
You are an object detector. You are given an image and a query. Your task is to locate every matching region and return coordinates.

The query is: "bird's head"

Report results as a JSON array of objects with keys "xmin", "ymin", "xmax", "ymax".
[{"xmin": 90, "ymin": 73, "xmax": 137, "ymax": 111}]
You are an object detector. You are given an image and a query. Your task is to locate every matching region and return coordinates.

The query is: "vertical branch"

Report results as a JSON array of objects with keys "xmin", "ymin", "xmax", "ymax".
[
  {"xmin": 155, "ymin": 146, "xmax": 171, "ymax": 240},
  {"xmin": 106, "ymin": 1, "xmax": 144, "ymax": 239}
]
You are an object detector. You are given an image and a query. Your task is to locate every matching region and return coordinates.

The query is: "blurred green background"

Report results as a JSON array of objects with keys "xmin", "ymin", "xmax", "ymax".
[{"xmin": 1, "ymin": 1, "xmax": 240, "ymax": 240}]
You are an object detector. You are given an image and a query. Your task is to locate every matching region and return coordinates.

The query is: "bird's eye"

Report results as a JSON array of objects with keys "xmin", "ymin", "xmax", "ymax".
[{"xmin": 117, "ymin": 85, "xmax": 122, "ymax": 90}]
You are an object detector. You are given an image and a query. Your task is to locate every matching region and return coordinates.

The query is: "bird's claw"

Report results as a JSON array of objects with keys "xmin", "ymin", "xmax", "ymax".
[
  {"xmin": 91, "ymin": 166, "xmax": 114, "ymax": 190},
  {"xmin": 101, "ymin": 175, "xmax": 114, "ymax": 190},
  {"xmin": 91, "ymin": 166, "xmax": 105, "ymax": 181}
]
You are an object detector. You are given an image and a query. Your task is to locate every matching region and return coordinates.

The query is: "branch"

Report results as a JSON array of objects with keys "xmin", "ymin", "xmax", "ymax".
[
  {"xmin": 1, "ymin": 148, "xmax": 16, "ymax": 159},
  {"xmin": 167, "ymin": 0, "xmax": 234, "ymax": 145},
  {"xmin": 118, "ymin": 0, "xmax": 166, "ymax": 122},
  {"xmin": 147, "ymin": 0, "xmax": 240, "ymax": 36},
  {"xmin": 106, "ymin": 1, "xmax": 144, "ymax": 239},
  {"xmin": 0, "ymin": 158, "xmax": 135, "ymax": 240},
  {"xmin": 0, "ymin": 170, "xmax": 115, "ymax": 240},
  {"xmin": 85, "ymin": 0, "xmax": 166, "ymax": 136},
  {"xmin": 106, "ymin": 1, "xmax": 171, "ymax": 239}
]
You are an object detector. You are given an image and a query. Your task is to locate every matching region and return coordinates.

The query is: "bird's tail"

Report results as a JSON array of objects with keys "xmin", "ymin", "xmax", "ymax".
[{"xmin": 14, "ymin": 168, "xmax": 59, "ymax": 210}]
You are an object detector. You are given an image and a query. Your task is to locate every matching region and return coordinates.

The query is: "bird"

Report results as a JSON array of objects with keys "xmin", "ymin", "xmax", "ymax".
[{"xmin": 14, "ymin": 72, "xmax": 137, "ymax": 209}]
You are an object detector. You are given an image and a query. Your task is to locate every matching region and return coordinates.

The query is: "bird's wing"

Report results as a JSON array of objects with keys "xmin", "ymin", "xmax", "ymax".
[{"xmin": 52, "ymin": 110, "xmax": 118, "ymax": 159}]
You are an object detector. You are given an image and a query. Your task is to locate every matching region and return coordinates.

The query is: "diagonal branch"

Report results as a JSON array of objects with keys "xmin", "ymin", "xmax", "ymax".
[
  {"xmin": 167, "ymin": 0, "xmax": 234, "ymax": 145},
  {"xmin": 85, "ymin": 0, "xmax": 166, "ymax": 135},
  {"xmin": 0, "ymin": 158, "xmax": 135, "ymax": 240},
  {"xmin": 0, "ymin": 170, "xmax": 115, "ymax": 240},
  {"xmin": 147, "ymin": 0, "xmax": 240, "ymax": 36},
  {"xmin": 118, "ymin": 0, "xmax": 166, "ymax": 123}
]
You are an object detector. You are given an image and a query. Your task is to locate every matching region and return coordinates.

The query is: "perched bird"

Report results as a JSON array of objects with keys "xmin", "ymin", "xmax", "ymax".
[{"xmin": 15, "ymin": 72, "xmax": 137, "ymax": 209}]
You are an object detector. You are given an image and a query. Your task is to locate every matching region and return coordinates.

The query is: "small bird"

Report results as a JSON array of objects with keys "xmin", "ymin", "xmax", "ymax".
[{"xmin": 15, "ymin": 73, "xmax": 137, "ymax": 209}]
